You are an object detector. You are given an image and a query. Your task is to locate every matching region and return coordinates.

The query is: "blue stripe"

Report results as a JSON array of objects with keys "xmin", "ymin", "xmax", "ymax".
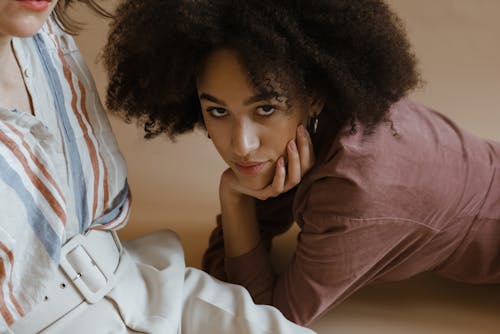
[
  {"xmin": 33, "ymin": 34, "xmax": 89, "ymax": 233},
  {"xmin": 0, "ymin": 153, "xmax": 61, "ymax": 262},
  {"xmin": 91, "ymin": 181, "xmax": 129, "ymax": 226}
]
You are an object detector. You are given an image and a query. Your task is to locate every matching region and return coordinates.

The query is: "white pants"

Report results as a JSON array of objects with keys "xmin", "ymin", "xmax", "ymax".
[{"xmin": 39, "ymin": 230, "xmax": 314, "ymax": 334}]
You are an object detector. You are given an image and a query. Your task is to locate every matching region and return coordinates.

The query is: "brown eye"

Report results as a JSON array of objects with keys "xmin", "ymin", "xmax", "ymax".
[
  {"xmin": 256, "ymin": 105, "xmax": 276, "ymax": 116},
  {"xmin": 207, "ymin": 107, "xmax": 228, "ymax": 118}
]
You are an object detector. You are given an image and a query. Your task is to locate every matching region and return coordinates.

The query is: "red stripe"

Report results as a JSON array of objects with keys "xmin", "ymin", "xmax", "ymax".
[
  {"xmin": 78, "ymin": 80, "xmax": 109, "ymax": 213},
  {"xmin": 53, "ymin": 39, "xmax": 100, "ymax": 220},
  {"xmin": 4, "ymin": 123, "xmax": 65, "ymax": 206},
  {"xmin": 0, "ymin": 243, "xmax": 24, "ymax": 317},
  {"xmin": 0, "ymin": 259, "xmax": 14, "ymax": 325},
  {"xmin": 91, "ymin": 190, "xmax": 132, "ymax": 231},
  {"xmin": 0, "ymin": 130, "xmax": 66, "ymax": 224},
  {"xmin": 111, "ymin": 190, "xmax": 132, "ymax": 229},
  {"xmin": 91, "ymin": 202, "xmax": 128, "ymax": 230},
  {"xmin": 47, "ymin": 23, "xmax": 106, "ymax": 223},
  {"xmin": 47, "ymin": 20, "xmax": 112, "ymax": 224}
]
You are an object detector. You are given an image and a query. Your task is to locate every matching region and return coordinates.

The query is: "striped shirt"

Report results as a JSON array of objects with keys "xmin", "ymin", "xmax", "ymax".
[{"xmin": 0, "ymin": 19, "xmax": 130, "ymax": 330}]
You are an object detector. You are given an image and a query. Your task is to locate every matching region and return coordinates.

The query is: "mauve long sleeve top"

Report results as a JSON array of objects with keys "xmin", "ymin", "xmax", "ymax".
[{"xmin": 202, "ymin": 99, "xmax": 500, "ymax": 325}]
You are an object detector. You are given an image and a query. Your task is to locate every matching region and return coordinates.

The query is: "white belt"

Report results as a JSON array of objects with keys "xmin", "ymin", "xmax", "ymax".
[{"xmin": 10, "ymin": 230, "xmax": 123, "ymax": 333}]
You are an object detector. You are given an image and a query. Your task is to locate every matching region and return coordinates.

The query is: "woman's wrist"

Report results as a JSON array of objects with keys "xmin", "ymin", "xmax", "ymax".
[
  {"xmin": 219, "ymin": 169, "xmax": 261, "ymax": 258},
  {"xmin": 219, "ymin": 168, "xmax": 252, "ymax": 202}
]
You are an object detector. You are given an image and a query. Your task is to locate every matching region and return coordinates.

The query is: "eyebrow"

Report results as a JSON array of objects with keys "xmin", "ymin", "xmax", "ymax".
[
  {"xmin": 244, "ymin": 93, "xmax": 278, "ymax": 105},
  {"xmin": 199, "ymin": 93, "xmax": 227, "ymax": 106},
  {"xmin": 198, "ymin": 92, "xmax": 278, "ymax": 107}
]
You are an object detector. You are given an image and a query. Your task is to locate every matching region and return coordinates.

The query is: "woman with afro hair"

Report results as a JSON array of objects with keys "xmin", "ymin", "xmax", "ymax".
[{"xmin": 105, "ymin": 0, "xmax": 500, "ymax": 326}]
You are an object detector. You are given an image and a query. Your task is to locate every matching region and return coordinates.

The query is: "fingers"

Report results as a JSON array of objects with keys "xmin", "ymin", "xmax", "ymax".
[
  {"xmin": 283, "ymin": 125, "xmax": 313, "ymax": 192},
  {"xmin": 285, "ymin": 139, "xmax": 301, "ymax": 187},
  {"xmin": 271, "ymin": 156, "xmax": 287, "ymax": 194},
  {"xmin": 247, "ymin": 157, "xmax": 285, "ymax": 200},
  {"xmin": 255, "ymin": 125, "xmax": 315, "ymax": 199},
  {"xmin": 296, "ymin": 124, "xmax": 315, "ymax": 175},
  {"xmin": 227, "ymin": 124, "xmax": 315, "ymax": 201}
]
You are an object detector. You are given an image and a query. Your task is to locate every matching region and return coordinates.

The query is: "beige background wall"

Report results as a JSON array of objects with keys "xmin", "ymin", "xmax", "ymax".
[{"xmin": 73, "ymin": 0, "xmax": 500, "ymax": 268}]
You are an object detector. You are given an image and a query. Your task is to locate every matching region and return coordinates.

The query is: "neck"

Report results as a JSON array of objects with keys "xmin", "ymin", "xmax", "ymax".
[{"xmin": 0, "ymin": 35, "xmax": 14, "ymax": 81}]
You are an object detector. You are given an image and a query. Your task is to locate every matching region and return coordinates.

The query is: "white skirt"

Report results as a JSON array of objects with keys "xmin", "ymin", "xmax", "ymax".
[{"xmin": 40, "ymin": 230, "xmax": 315, "ymax": 334}]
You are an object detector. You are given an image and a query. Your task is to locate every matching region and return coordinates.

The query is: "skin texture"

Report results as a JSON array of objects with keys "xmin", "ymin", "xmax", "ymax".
[
  {"xmin": 0, "ymin": 0, "xmax": 58, "ymax": 115},
  {"xmin": 197, "ymin": 48, "xmax": 321, "ymax": 257},
  {"xmin": 0, "ymin": 0, "xmax": 108, "ymax": 113},
  {"xmin": 0, "ymin": 0, "xmax": 57, "ymax": 40},
  {"xmin": 198, "ymin": 48, "xmax": 320, "ymax": 191}
]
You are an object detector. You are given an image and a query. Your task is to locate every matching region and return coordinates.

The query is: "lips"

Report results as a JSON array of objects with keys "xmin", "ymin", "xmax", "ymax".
[
  {"xmin": 234, "ymin": 161, "xmax": 268, "ymax": 175},
  {"xmin": 16, "ymin": 0, "xmax": 52, "ymax": 12}
]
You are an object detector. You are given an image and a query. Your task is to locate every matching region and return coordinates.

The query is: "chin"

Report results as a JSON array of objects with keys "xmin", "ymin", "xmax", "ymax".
[
  {"xmin": 6, "ymin": 13, "xmax": 53, "ymax": 37},
  {"xmin": 14, "ymin": 26, "xmax": 45, "ymax": 37},
  {"xmin": 238, "ymin": 174, "xmax": 273, "ymax": 192}
]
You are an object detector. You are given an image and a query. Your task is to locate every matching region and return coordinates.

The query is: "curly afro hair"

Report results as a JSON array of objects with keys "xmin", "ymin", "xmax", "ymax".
[{"xmin": 104, "ymin": 0, "xmax": 420, "ymax": 139}]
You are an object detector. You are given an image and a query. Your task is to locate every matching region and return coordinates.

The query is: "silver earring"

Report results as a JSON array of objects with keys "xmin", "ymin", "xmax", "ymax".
[{"xmin": 308, "ymin": 115, "xmax": 319, "ymax": 135}]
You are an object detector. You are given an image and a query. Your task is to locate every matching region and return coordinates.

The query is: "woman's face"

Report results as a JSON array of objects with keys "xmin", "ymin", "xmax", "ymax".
[
  {"xmin": 197, "ymin": 48, "xmax": 314, "ymax": 190},
  {"xmin": 0, "ymin": 0, "xmax": 58, "ymax": 39}
]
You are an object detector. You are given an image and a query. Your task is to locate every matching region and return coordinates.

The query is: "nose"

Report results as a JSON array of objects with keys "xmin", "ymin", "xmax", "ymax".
[{"xmin": 231, "ymin": 118, "xmax": 260, "ymax": 158}]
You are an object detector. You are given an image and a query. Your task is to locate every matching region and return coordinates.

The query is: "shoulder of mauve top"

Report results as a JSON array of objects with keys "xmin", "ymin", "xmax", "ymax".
[{"xmin": 295, "ymin": 171, "xmax": 437, "ymax": 236}]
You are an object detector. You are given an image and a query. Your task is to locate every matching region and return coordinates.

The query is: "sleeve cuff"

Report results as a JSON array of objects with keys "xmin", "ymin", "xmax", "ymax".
[{"xmin": 224, "ymin": 240, "xmax": 275, "ymax": 303}]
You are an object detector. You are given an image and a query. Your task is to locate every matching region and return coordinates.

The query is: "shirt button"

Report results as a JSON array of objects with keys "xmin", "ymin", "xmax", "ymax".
[{"xmin": 23, "ymin": 68, "xmax": 30, "ymax": 78}]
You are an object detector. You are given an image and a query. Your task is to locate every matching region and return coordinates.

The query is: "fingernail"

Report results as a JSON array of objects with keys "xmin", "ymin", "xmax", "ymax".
[
  {"xmin": 288, "ymin": 140, "xmax": 297, "ymax": 152},
  {"xmin": 278, "ymin": 157, "xmax": 284, "ymax": 167},
  {"xmin": 298, "ymin": 125, "xmax": 306, "ymax": 137}
]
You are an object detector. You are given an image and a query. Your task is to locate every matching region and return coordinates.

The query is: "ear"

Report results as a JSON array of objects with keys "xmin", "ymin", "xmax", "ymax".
[{"xmin": 307, "ymin": 95, "xmax": 325, "ymax": 118}]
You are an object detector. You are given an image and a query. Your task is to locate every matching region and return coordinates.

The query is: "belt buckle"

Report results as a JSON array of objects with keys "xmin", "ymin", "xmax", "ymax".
[{"xmin": 59, "ymin": 232, "xmax": 118, "ymax": 304}]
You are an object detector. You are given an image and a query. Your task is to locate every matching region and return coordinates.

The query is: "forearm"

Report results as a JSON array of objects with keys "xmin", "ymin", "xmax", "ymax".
[
  {"xmin": 201, "ymin": 217, "xmax": 228, "ymax": 280},
  {"xmin": 219, "ymin": 183, "xmax": 276, "ymax": 301},
  {"xmin": 219, "ymin": 186, "xmax": 261, "ymax": 258}
]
